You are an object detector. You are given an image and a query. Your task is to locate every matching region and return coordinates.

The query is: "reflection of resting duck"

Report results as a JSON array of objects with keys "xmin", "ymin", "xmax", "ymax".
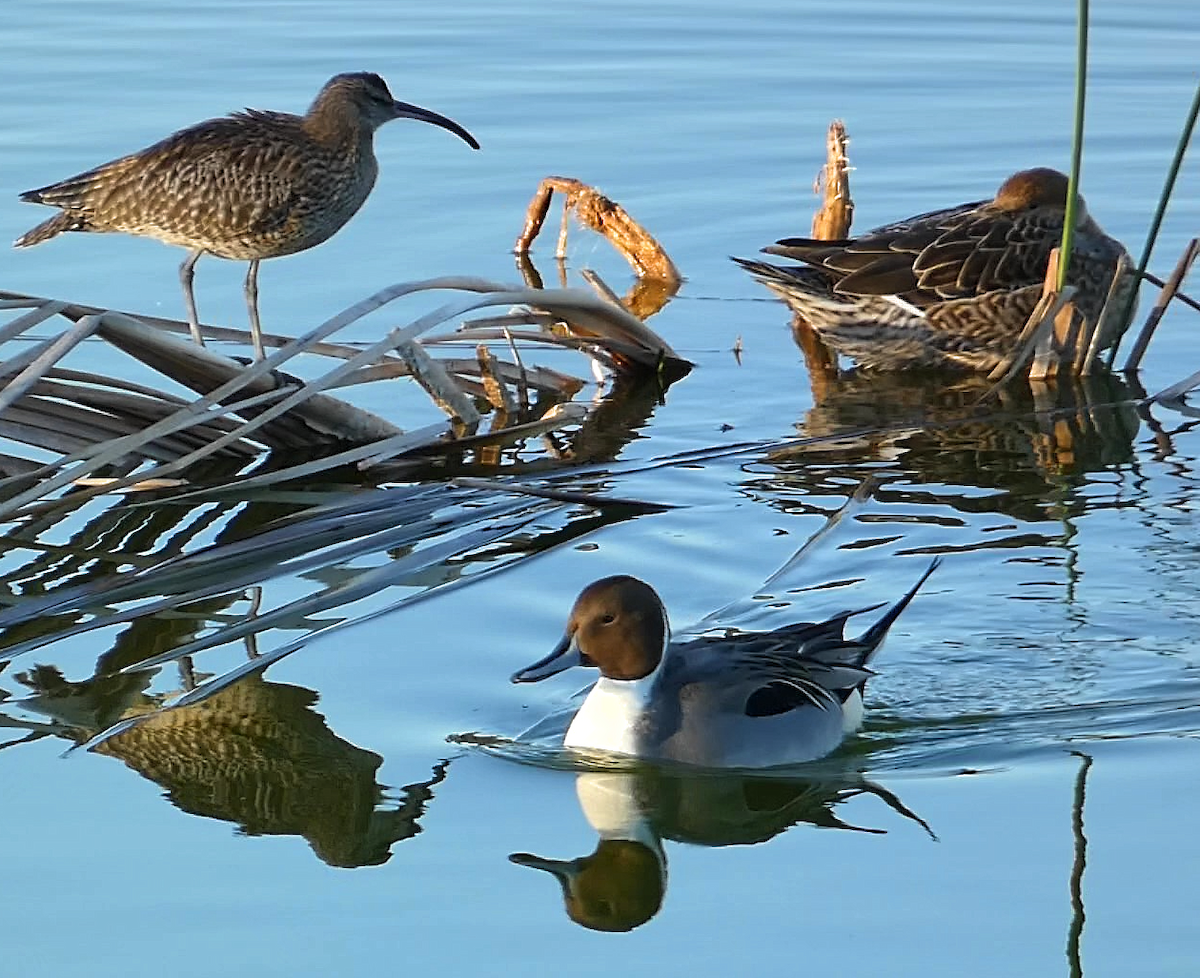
[
  {"xmin": 735, "ymin": 167, "xmax": 1134, "ymax": 372},
  {"xmin": 512, "ymin": 560, "xmax": 939, "ymax": 767},
  {"xmin": 772, "ymin": 370, "xmax": 1141, "ymax": 491}
]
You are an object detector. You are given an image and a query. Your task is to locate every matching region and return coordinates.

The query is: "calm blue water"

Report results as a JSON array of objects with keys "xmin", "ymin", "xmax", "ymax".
[{"xmin": 2, "ymin": 0, "xmax": 1200, "ymax": 975}]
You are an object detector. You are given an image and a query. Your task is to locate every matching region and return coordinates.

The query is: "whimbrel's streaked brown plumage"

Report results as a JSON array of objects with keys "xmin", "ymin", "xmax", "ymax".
[
  {"xmin": 15, "ymin": 72, "xmax": 479, "ymax": 357},
  {"xmin": 734, "ymin": 167, "xmax": 1134, "ymax": 372}
]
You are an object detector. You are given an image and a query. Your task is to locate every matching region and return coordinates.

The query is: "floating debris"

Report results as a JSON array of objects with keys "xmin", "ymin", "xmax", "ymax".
[{"xmin": 0, "ymin": 275, "xmax": 691, "ymax": 522}]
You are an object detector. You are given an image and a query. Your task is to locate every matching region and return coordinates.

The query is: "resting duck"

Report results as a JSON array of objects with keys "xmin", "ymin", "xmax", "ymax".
[{"xmin": 735, "ymin": 167, "xmax": 1133, "ymax": 371}]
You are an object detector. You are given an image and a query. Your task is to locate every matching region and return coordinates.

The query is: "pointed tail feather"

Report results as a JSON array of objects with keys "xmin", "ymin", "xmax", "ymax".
[
  {"xmin": 731, "ymin": 256, "xmax": 836, "ymax": 300},
  {"xmin": 856, "ymin": 556, "xmax": 942, "ymax": 663},
  {"xmin": 14, "ymin": 211, "xmax": 83, "ymax": 248},
  {"xmin": 767, "ymin": 236, "xmax": 857, "ymax": 254}
]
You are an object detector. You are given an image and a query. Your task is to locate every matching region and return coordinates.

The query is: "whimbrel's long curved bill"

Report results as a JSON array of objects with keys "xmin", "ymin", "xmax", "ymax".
[{"xmin": 392, "ymin": 101, "xmax": 480, "ymax": 150}]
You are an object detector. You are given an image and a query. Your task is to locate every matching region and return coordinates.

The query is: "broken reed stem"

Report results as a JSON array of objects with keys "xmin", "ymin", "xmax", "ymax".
[
  {"xmin": 580, "ymin": 269, "xmax": 624, "ymax": 308},
  {"xmin": 1030, "ymin": 250, "xmax": 1080, "ymax": 381},
  {"xmin": 1079, "ymin": 256, "xmax": 1132, "ymax": 374},
  {"xmin": 557, "ymin": 201, "xmax": 571, "ymax": 259},
  {"xmin": 513, "ymin": 182, "xmax": 556, "ymax": 261},
  {"xmin": 500, "ymin": 322, "xmax": 530, "ymax": 412},
  {"xmin": 984, "ymin": 250, "xmax": 1080, "ymax": 393},
  {"xmin": 513, "ymin": 176, "xmax": 682, "ymax": 284},
  {"xmin": 811, "ymin": 120, "xmax": 854, "ymax": 240},
  {"xmin": 1140, "ymin": 273, "xmax": 1200, "ymax": 316},
  {"xmin": 1042, "ymin": 294, "xmax": 1079, "ymax": 378},
  {"xmin": 1108, "ymin": 78, "xmax": 1200, "ymax": 366},
  {"xmin": 1123, "ymin": 237, "xmax": 1200, "ymax": 374},
  {"xmin": 989, "ymin": 288, "xmax": 1077, "ymax": 390},
  {"xmin": 477, "ymin": 344, "xmax": 517, "ymax": 415},
  {"xmin": 794, "ymin": 121, "xmax": 853, "ymax": 382},
  {"xmin": 392, "ymin": 339, "xmax": 481, "ymax": 427}
]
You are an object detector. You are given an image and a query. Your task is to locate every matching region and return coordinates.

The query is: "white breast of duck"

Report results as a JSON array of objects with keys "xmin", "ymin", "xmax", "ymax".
[{"xmin": 565, "ymin": 672, "xmax": 661, "ymax": 756}]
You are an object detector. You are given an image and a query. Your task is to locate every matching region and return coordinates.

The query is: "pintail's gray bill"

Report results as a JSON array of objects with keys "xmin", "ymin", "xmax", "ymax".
[
  {"xmin": 511, "ymin": 635, "xmax": 583, "ymax": 683},
  {"xmin": 509, "ymin": 852, "xmax": 577, "ymax": 879}
]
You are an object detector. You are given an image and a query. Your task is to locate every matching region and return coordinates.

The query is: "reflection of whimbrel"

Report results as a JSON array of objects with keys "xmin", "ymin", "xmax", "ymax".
[
  {"xmin": 15, "ymin": 72, "xmax": 479, "ymax": 357},
  {"xmin": 735, "ymin": 167, "xmax": 1133, "ymax": 372}
]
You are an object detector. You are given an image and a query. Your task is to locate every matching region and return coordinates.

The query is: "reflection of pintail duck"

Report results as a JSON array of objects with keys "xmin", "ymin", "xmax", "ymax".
[
  {"xmin": 511, "ymin": 774, "xmax": 667, "ymax": 933},
  {"xmin": 511, "ymin": 767, "xmax": 933, "ymax": 931},
  {"xmin": 735, "ymin": 167, "xmax": 1134, "ymax": 372},
  {"xmin": 511, "ymin": 560, "xmax": 940, "ymax": 767}
]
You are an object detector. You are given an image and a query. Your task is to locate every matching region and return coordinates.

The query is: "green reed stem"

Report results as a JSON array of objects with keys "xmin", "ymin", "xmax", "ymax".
[
  {"xmin": 1058, "ymin": 0, "xmax": 1089, "ymax": 292},
  {"xmin": 1107, "ymin": 78, "xmax": 1200, "ymax": 367}
]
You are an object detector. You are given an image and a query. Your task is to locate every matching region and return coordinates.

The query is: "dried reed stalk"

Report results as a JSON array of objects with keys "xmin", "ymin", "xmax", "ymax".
[
  {"xmin": 0, "ymin": 277, "xmax": 691, "ymax": 520},
  {"xmin": 811, "ymin": 121, "xmax": 854, "ymax": 240},
  {"xmin": 514, "ymin": 176, "xmax": 682, "ymax": 284},
  {"xmin": 1079, "ymin": 255, "xmax": 1134, "ymax": 374},
  {"xmin": 1123, "ymin": 237, "xmax": 1199, "ymax": 374},
  {"xmin": 476, "ymin": 345, "xmax": 518, "ymax": 415},
  {"xmin": 793, "ymin": 121, "xmax": 853, "ymax": 382},
  {"xmin": 985, "ymin": 251, "xmax": 1079, "ymax": 394},
  {"xmin": 1029, "ymin": 248, "xmax": 1081, "ymax": 381}
]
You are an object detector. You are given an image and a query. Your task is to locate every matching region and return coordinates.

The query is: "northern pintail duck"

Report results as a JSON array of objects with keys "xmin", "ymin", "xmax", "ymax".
[
  {"xmin": 734, "ymin": 167, "xmax": 1134, "ymax": 372},
  {"xmin": 511, "ymin": 558, "xmax": 940, "ymax": 768}
]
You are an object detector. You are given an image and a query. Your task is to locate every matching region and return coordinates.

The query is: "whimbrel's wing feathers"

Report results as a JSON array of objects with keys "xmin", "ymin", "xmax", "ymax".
[{"xmin": 18, "ymin": 113, "xmax": 308, "ymax": 244}]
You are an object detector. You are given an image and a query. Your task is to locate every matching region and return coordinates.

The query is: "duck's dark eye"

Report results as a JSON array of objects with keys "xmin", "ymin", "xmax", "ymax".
[{"xmin": 599, "ymin": 614, "xmax": 616, "ymax": 625}]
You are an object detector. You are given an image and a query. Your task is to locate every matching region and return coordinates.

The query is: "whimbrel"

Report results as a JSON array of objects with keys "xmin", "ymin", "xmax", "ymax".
[
  {"xmin": 734, "ymin": 168, "xmax": 1134, "ymax": 371},
  {"xmin": 15, "ymin": 72, "xmax": 479, "ymax": 358}
]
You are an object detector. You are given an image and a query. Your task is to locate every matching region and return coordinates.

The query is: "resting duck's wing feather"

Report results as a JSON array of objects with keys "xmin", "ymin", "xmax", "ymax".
[{"xmin": 763, "ymin": 201, "xmax": 1063, "ymax": 308}]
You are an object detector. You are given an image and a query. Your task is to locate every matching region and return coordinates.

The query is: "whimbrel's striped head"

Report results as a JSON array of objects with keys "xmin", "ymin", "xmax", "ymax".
[{"xmin": 309, "ymin": 72, "xmax": 479, "ymax": 149}]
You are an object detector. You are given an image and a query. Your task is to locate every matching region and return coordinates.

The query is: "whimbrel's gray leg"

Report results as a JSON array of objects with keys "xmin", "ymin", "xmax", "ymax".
[
  {"xmin": 178, "ymin": 249, "xmax": 205, "ymax": 346},
  {"xmin": 244, "ymin": 259, "xmax": 265, "ymax": 360}
]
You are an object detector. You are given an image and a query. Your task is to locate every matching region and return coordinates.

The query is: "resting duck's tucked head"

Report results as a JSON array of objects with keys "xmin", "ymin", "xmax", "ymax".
[{"xmin": 989, "ymin": 166, "xmax": 1082, "ymax": 216}]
